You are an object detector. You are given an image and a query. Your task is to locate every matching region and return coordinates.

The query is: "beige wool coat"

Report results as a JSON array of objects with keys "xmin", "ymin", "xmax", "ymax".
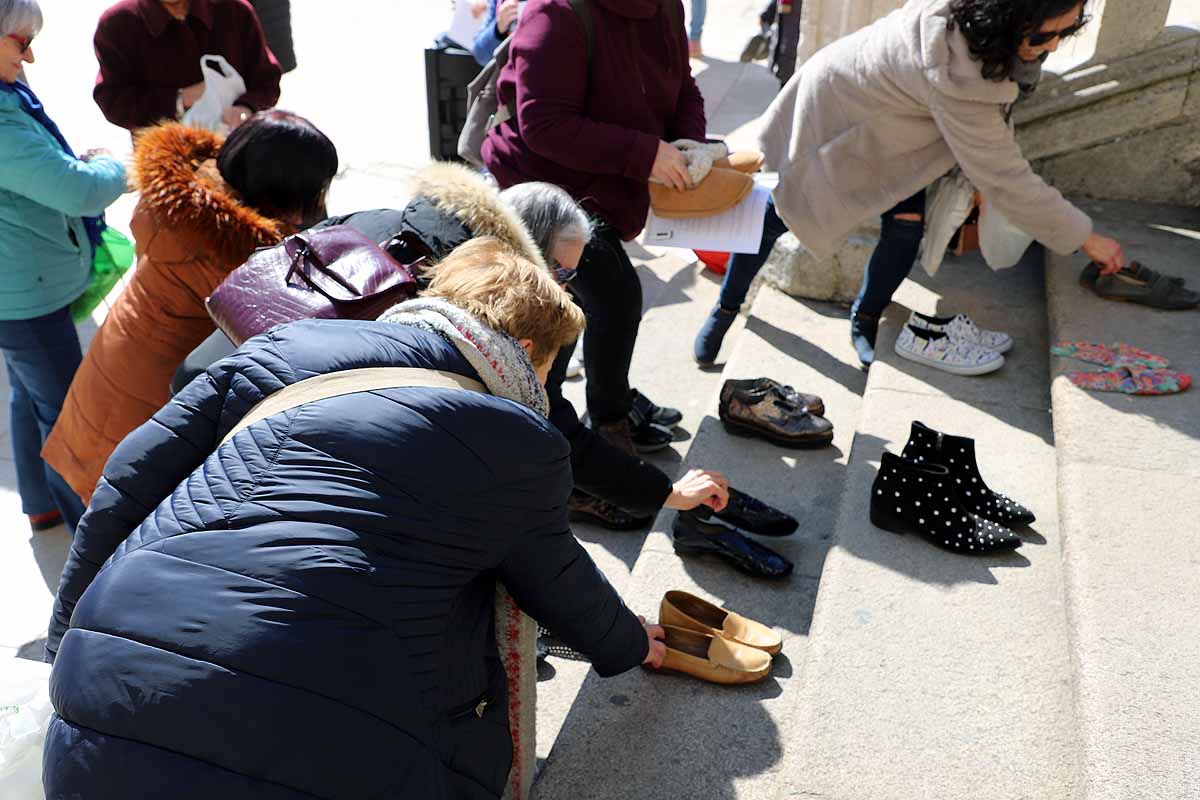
[{"xmin": 759, "ymin": 0, "xmax": 1092, "ymax": 260}]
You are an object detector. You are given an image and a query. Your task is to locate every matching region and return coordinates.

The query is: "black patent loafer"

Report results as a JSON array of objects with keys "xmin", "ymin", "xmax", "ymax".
[
  {"xmin": 672, "ymin": 512, "xmax": 794, "ymax": 579},
  {"xmin": 569, "ymin": 490, "xmax": 652, "ymax": 531},
  {"xmin": 699, "ymin": 487, "xmax": 798, "ymax": 537},
  {"xmin": 901, "ymin": 421, "xmax": 1036, "ymax": 527}
]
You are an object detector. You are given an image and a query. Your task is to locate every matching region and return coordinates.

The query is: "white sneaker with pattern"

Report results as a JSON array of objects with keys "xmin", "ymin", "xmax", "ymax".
[
  {"xmin": 907, "ymin": 312, "xmax": 1013, "ymax": 353},
  {"xmin": 894, "ymin": 325, "xmax": 1005, "ymax": 376}
]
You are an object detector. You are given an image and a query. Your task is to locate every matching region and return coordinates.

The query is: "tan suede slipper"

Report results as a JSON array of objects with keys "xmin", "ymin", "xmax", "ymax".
[
  {"xmin": 657, "ymin": 625, "xmax": 772, "ymax": 685},
  {"xmin": 714, "ymin": 150, "xmax": 765, "ymax": 174},
  {"xmin": 661, "ymin": 590, "xmax": 782, "ymax": 655},
  {"xmin": 649, "ymin": 167, "xmax": 753, "ymax": 219}
]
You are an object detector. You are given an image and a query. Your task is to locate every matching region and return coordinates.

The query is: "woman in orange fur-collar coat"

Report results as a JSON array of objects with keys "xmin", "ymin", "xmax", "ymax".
[{"xmin": 43, "ymin": 112, "xmax": 337, "ymax": 504}]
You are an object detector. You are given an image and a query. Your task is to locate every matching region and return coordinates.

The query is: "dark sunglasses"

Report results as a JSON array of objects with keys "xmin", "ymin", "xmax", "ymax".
[
  {"xmin": 1027, "ymin": 15, "xmax": 1088, "ymax": 48},
  {"xmin": 5, "ymin": 33, "xmax": 33, "ymax": 54}
]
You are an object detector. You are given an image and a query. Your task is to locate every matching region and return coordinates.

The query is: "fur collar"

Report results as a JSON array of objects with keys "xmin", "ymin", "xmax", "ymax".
[
  {"xmin": 409, "ymin": 162, "xmax": 548, "ymax": 271},
  {"xmin": 132, "ymin": 123, "xmax": 286, "ymax": 266}
]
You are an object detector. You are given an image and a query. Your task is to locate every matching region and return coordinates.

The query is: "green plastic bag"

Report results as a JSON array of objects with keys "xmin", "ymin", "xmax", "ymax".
[{"xmin": 70, "ymin": 227, "xmax": 135, "ymax": 323}]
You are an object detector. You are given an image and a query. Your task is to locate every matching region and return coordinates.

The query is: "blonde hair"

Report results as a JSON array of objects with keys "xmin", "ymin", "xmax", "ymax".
[{"xmin": 421, "ymin": 237, "xmax": 585, "ymax": 364}]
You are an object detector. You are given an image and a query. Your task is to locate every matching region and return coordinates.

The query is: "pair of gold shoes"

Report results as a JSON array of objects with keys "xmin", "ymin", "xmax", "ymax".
[
  {"xmin": 656, "ymin": 590, "xmax": 781, "ymax": 685},
  {"xmin": 649, "ymin": 150, "xmax": 766, "ymax": 219}
]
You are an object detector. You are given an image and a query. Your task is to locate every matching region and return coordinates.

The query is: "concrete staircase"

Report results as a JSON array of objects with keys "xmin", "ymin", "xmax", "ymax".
[{"xmin": 531, "ymin": 200, "xmax": 1200, "ymax": 799}]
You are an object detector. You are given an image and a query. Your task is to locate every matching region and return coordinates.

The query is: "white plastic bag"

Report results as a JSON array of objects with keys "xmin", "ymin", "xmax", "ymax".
[
  {"xmin": 0, "ymin": 658, "xmax": 53, "ymax": 800},
  {"xmin": 979, "ymin": 200, "xmax": 1034, "ymax": 270},
  {"xmin": 919, "ymin": 169, "xmax": 975, "ymax": 277},
  {"xmin": 182, "ymin": 54, "xmax": 247, "ymax": 134}
]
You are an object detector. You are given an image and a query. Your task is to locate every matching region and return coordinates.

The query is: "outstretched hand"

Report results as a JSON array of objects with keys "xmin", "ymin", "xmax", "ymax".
[
  {"xmin": 1083, "ymin": 233, "xmax": 1124, "ymax": 275},
  {"xmin": 640, "ymin": 616, "xmax": 666, "ymax": 669},
  {"xmin": 664, "ymin": 468, "xmax": 730, "ymax": 513}
]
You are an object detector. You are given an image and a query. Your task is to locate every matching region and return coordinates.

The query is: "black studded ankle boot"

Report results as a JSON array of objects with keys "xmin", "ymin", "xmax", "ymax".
[
  {"xmin": 870, "ymin": 453, "xmax": 1021, "ymax": 554},
  {"xmin": 901, "ymin": 421, "xmax": 1037, "ymax": 528}
]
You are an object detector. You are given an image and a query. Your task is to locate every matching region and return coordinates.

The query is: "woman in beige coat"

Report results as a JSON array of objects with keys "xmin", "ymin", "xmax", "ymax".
[{"xmin": 694, "ymin": 0, "xmax": 1124, "ymax": 369}]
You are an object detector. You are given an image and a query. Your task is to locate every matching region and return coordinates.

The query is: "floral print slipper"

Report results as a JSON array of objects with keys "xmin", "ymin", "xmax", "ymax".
[
  {"xmin": 1051, "ymin": 341, "xmax": 1171, "ymax": 369},
  {"xmin": 1064, "ymin": 366, "xmax": 1191, "ymax": 395}
]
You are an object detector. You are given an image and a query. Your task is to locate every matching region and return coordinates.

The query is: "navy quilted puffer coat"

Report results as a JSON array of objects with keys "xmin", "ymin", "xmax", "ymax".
[{"xmin": 43, "ymin": 319, "xmax": 647, "ymax": 800}]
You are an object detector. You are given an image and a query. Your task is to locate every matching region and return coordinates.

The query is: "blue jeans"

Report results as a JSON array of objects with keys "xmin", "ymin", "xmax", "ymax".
[
  {"xmin": 717, "ymin": 193, "xmax": 926, "ymax": 315},
  {"xmin": 717, "ymin": 198, "xmax": 790, "ymax": 310},
  {"xmin": 0, "ymin": 306, "xmax": 86, "ymax": 532},
  {"xmin": 690, "ymin": 0, "xmax": 707, "ymax": 39}
]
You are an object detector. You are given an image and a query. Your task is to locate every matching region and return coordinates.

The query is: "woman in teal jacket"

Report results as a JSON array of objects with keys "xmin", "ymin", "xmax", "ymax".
[{"xmin": 0, "ymin": 0, "xmax": 127, "ymax": 533}]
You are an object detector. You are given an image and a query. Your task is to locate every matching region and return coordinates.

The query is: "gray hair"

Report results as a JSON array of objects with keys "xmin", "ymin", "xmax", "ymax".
[
  {"xmin": 500, "ymin": 182, "xmax": 593, "ymax": 265},
  {"xmin": 0, "ymin": 0, "xmax": 41, "ymax": 36}
]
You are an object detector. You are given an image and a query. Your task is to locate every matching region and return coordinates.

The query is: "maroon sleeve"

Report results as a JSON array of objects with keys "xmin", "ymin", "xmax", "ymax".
[
  {"xmin": 232, "ymin": 2, "xmax": 282, "ymax": 111},
  {"xmin": 666, "ymin": 1, "xmax": 706, "ymax": 142},
  {"xmin": 92, "ymin": 11, "xmax": 178, "ymax": 131},
  {"xmin": 510, "ymin": 1, "xmax": 660, "ymax": 181}
]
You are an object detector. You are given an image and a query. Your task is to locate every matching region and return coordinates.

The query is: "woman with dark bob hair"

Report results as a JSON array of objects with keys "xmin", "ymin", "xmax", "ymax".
[
  {"xmin": 694, "ymin": 0, "xmax": 1126, "ymax": 371},
  {"xmin": 43, "ymin": 110, "xmax": 337, "ymax": 504}
]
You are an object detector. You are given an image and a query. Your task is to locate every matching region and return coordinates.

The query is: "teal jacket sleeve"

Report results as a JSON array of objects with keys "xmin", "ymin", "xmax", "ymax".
[{"xmin": 0, "ymin": 116, "xmax": 126, "ymax": 217}]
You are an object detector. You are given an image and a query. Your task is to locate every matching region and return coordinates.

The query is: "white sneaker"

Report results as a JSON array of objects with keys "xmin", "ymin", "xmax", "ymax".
[
  {"xmin": 894, "ymin": 325, "xmax": 1005, "ymax": 376},
  {"xmin": 907, "ymin": 311, "xmax": 1013, "ymax": 354}
]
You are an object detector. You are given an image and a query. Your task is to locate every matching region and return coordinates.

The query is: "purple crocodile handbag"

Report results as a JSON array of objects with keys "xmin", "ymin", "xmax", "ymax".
[{"xmin": 206, "ymin": 225, "xmax": 421, "ymax": 346}]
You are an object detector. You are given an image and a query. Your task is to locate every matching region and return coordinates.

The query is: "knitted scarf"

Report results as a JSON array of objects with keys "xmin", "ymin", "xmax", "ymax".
[{"xmin": 379, "ymin": 296, "xmax": 543, "ymax": 800}]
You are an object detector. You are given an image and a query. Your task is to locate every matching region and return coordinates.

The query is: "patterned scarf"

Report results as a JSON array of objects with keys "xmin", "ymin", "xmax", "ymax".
[
  {"xmin": 378, "ymin": 295, "xmax": 543, "ymax": 800},
  {"xmin": 379, "ymin": 297, "xmax": 548, "ymax": 418}
]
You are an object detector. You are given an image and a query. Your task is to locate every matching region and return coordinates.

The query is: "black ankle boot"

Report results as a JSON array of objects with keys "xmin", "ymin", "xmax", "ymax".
[
  {"xmin": 870, "ymin": 453, "xmax": 1021, "ymax": 554},
  {"xmin": 901, "ymin": 421, "xmax": 1036, "ymax": 527}
]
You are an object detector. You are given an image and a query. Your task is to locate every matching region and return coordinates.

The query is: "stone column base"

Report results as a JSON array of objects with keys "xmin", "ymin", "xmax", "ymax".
[{"xmin": 760, "ymin": 222, "xmax": 879, "ymax": 305}]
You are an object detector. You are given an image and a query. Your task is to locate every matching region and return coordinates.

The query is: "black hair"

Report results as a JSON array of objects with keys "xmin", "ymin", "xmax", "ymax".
[
  {"xmin": 217, "ymin": 110, "xmax": 338, "ymax": 223},
  {"xmin": 949, "ymin": 0, "xmax": 1089, "ymax": 81}
]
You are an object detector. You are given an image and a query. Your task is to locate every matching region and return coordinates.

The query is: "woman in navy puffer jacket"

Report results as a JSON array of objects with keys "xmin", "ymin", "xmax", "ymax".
[{"xmin": 43, "ymin": 239, "xmax": 669, "ymax": 799}]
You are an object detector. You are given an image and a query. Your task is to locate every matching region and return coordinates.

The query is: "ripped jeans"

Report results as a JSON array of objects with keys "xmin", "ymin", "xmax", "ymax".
[{"xmin": 849, "ymin": 190, "xmax": 927, "ymax": 323}]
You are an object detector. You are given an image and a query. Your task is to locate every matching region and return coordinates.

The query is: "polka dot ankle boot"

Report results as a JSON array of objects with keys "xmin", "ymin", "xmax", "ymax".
[
  {"xmin": 870, "ymin": 452, "xmax": 1021, "ymax": 555},
  {"xmin": 900, "ymin": 420, "xmax": 1037, "ymax": 528}
]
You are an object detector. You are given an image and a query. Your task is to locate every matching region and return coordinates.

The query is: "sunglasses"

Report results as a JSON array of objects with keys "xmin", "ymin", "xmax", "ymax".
[
  {"xmin": 5, "ymin": 33, "xmax": 33, "ymax": 54},
  {"xmin": 1026, "ymin": 15, "xmax": 1087, "ymax": 48}
]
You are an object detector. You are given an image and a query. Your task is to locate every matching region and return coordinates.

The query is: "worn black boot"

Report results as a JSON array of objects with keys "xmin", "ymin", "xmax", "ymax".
[
  {"xmin": 870, "ymin": 453, "xmax": 1021, "ymax": 554},
  {"xmin": 901, "ymin": 421, "xmax": 1037, "ymax": 528}
]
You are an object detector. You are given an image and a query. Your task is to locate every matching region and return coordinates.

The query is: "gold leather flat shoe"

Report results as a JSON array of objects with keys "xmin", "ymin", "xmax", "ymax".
[
  {"xmin": 661, "ymin": 590, "xmax": 783, "ymax": 655},
  {"xmin": 657, "ymin": 625, "xmax": 772, "ymax": 685}
]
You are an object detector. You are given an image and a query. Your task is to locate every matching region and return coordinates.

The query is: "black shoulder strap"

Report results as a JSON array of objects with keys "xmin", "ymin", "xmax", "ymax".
[{"xmin": 568, "ymin": 0, "xmax": 595, "ymax": 62}]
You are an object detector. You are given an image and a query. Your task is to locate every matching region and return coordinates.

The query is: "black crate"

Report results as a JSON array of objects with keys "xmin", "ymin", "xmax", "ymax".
[{"xmin": 424, "ymin": 47, "xmax": 484, "ymax": 162}]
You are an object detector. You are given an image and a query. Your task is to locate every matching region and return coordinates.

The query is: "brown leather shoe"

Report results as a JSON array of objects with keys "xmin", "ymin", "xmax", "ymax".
[
  {"xmin": 718, "ymin": 379, "xmax": 834, "ymax": 449},
  {"xmin": 721, "ymin": 377, "xmax": 824, "ymax": 417},
  {"xmin": 660, "ymin": 590, "xmax": 782, "ymax": 655},
  {"xmin": 714, "ymin": 150, "xmax": 765, "ymax": 174},
  {"xmin": 568, "ymin": 490, "xmax": 651, "ymax": 532},
  {"xmin": 657, "ymin": 625, "xmax": 772, "ymax": 685},
  {"xmin": 649, "ymin": 167, "xmax": 753, "ymax": 219}
]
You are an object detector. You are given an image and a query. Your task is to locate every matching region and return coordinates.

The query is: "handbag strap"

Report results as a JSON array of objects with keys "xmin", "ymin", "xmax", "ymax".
[{"xmin": 221, "ymin": 367, "xmax": 487, "ymax": 446}]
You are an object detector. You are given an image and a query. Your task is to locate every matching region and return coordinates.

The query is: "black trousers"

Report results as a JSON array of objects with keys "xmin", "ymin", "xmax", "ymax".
[{"xmin": 563, "ymin": 223, "xmax": 644, "ymax": 425}]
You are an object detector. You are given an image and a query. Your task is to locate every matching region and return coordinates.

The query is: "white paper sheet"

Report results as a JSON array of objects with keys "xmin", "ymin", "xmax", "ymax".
[
  {"xmin": 642, "ymin": 180, "xmax": 773, "ymax": 254},
  {"xmin": 447, "ymin": 0, "xmax": 488, "ymax": 51}
]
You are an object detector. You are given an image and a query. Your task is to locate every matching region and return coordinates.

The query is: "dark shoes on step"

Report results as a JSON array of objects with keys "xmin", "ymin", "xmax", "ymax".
[
  {"xmin": 850, "ymin": 311, "xmax": 879, "ymax": 369},
  {"xmin": 569, "ymin": 489, "xmax": 652, "ymax": 531},
  {"xmin": 694, "ymin": 305, "xmax": 738, "ymax": 366},
  {"xmin": 719, "ymin": 377, "xmax": 833, "ymax": 448},
  {"xmin": 901, "ymin": 420, "xmax": 1036, "ymax": 528},
  {"xmin": 696, "ymin": 487, "xmax": 798, "ymax": 537},
  {"xmin": 869, "ymin": 420, "xmax": 1036, "ymax": 555},
  {"xmin": 672, "ymin": 511, "xmax": 794, "ymax": 579},
  {"xmin": 600, "ymin": 389, "xmax": 680, "ymax": 455}
]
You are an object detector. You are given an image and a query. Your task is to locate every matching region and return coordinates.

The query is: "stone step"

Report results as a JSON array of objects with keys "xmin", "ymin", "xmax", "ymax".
[
  {"xmin": 533, "ymin": 281, "xmax": 868, "ymax": 799},
  {"xmin": 1043, "ymin": 199, "xmax": 1200, "ymax": 800},
  {"xmin": 773, "ymin": 248, "xmax": 1081, "ymax": 799}
]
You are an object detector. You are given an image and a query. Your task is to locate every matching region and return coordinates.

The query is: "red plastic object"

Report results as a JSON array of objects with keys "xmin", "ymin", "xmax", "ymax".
[{"xmin": 694, "ymin": 250, "xmax": 730, "ymax": 275}]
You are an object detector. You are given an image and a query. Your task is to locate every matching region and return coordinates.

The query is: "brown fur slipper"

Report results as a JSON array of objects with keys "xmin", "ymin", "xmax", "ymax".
[{"xmin": 650, "ymin": 167, "xmax": 754, "ymax": 219}]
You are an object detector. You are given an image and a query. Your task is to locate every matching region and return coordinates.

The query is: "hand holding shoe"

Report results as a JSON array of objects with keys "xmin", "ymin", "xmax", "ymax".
[
  {"xmin": 1082, "ymin": 233, "xmax": 1124, "ymax": 275},
  {"xmin": 640, "ymin": 617, "xmax": 666, "ymax": 669},
  {"xmin": 665, "ymin": 468, "xmax": 729, "ymax": 513},
  {"xmin": 651, "ymin": 141, "xmax": 692, "ymax": 191}
]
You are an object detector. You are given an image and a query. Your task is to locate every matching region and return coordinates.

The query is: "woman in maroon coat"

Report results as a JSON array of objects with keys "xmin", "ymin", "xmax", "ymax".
[{"xmin": 483, "ymin": 0, "xmax": 705, "ymax": 467}]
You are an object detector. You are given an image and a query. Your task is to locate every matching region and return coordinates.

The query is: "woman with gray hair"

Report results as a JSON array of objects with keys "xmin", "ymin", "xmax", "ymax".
[{"xmin": 0, "ymin": 0, "xmax": 127, "ymax": 533}]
